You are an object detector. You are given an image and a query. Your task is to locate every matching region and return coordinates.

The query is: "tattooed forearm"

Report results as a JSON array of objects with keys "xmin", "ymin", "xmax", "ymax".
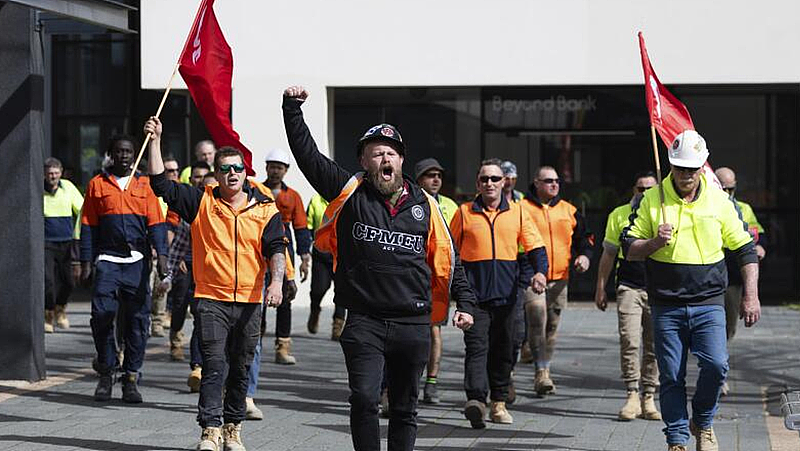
[{"xmin": 270, "ymin": 252, "xmax": 286, "ymax": 283}]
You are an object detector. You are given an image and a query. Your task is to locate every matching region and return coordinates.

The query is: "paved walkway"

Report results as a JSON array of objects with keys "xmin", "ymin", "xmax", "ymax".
[{"xmin": 1, "ymin": 302, "xmax": 798, "ymax": 451}]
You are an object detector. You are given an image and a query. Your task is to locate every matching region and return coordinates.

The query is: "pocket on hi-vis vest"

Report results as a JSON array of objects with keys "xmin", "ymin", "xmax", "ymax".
[{"xmin": 344, "ymin": 260, "xmax": 428, "ymax": 315}]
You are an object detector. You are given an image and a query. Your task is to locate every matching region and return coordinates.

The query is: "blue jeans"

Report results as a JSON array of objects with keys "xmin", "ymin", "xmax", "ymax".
[{"xmin": 652, "ymin": 303, "xmax": 728, "ymax": 446}]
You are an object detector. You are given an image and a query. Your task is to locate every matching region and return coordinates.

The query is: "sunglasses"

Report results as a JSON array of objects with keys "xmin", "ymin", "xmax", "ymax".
[
  {"xmin": 672, "ymin": 166, "xmax": 700, "ymax": 174},
  {"xmin": 165, "ymin": 168, "xmax": 180, "ymax": 173},
  {"xmin": 635, "ymin": 186, "xmax": 651, "ymax": 193},
  {"xmin": 722, "ymin": 186, "xmax": 736, "ymax": 194},
  {"xmin": 479, "ymin": 175, "xmax": 504, "ymax": 184},
  {"xmin": 423, "ymin": 172, "xmax": 442, "ymax": 179},
  {"xmin": 538, "ymin": 178, "xmax": 560, "ymax": 185},
  {"xmin": 219, "ymin": 163, "xmax": 246, "ymax": 173}
]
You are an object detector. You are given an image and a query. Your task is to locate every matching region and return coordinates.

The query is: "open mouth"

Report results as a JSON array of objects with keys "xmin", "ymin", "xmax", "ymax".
[{"xmin": 381, "ymin": 166, "xmax": 393, "ymax": 181}]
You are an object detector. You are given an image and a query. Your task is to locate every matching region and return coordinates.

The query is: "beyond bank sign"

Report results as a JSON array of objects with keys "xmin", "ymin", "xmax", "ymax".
[{"xmin": 491, "ymin": 95, "xmax": 597, "ymax": 113}]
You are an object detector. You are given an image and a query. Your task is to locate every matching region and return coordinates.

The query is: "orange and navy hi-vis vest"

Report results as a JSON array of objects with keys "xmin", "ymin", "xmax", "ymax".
[
  {"xmin": 521, "ymin": 196, "xmax": 586, "ymax": 281},
  {"xmin": 80, "ymin": 172, "xmax": 166, "ymax": 261},
  {"xmin": 314, "ymin": 173, "xmax": 455, "ymax": 324},
  {"xmin": 450, "ymin": 196, "xmax": 544, "ymax": 304},
  {"xmin": 191, "ymin": 180, "xmax": 287, "ymax": 303}
]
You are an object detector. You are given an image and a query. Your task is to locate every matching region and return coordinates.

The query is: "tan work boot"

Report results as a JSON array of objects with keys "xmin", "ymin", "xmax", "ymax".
[
  {"xmin": 170, "ymin": 331, "xmax": 184, "ymax": 361},
  {"xmin": 618, "ymin": 390, "xmax": 642, "ymax": 421},
  {"xmin": 197, "ymin": 426, "xmax": 222, "ymax": 451},
  {"xmin": 641, "ymin": 392, "xmax": 662, "ymax": 420},
  {"xmin": 490, "ymin": 401, "xmax": 513, "ymax": 424},
  {"xmin": 463, "ymin": 400, "xmax": 486, "ymax": 429},
  {"xmin": 151, "ymin": 321, "xmax": 165, "ymax": 337},
  {"xmin": 690, "ymin": 421, "xmax": 719, "ymax": 451},
  {"xmin": 667, "ymin": 445, "xmax": 688, "ymax": 451},
  {"xmin": 534, "ymin": 368, "xmax": 555, "ymax": 396},
  {"xmin": 331, "ymin": 318, "xmax": 345, "ymax": 341},
  {"xmin": 54, "ymin": 305, "xmax": 70, "ymax": 329},
  {"xmin": 221, "ymin": 422, "xmax": 245, "ymax": 451},
  {"xmin": 519, "ymin": 342, "xmax": 533, "ymax": 364},
  {"xmin": 245, "ymin": 397, "xmax": 263, "ymax": 420},
  {"xmin": 274, "ymin": 337, "xmax": 297, "ymax": 365},
  {"xmin": 44, "ymin": 310, "xmax": 55, "ymax": 333},
  {"xmin": 188, "ymin": 365, "xmax": 202, "ymax": 393}
]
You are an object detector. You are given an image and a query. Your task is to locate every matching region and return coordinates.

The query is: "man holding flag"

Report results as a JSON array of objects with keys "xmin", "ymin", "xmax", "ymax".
[{"xmin": 633, "ymin": 33, "xmax": 762, "ymax": 451}]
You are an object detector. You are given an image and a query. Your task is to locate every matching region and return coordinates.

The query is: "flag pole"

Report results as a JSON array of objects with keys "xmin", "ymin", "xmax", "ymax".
[
  {"xmin": 650, "ymin": 124, "xmax": 668, "ymax": 225},
  {"xmin": 124, "ymin": 62, "xmax": 181, "ymax": 190}
]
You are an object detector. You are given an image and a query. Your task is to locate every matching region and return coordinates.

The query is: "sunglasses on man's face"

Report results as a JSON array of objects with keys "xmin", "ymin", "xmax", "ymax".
[
  {"xmin": 479, "ymin": 175, "xmax": 504, "ymax": 184},
  {"xmin": 165, "ymin": 168, "xmax": 180, "ymax": 174},
  {"xmin": 538, "ymin": 178, "xmax": 560, "ymax": 185},
  {"xmin": 722, "ymin": 186, "xmax": 736, "ymax": 194},
  {"xmin": 423, "ymin": 172, "xmax": 442, "ymax": 179},
  {"xmin": 672, "ymin": 166, "xmax": 700, "ymax": 174},
  {"xmin": 218, "ymin": 163, "xmax": 246, "ymax": 173},
  {"xmin": 635, "ymin": 186, "xmax": 651, "ymax": 193}
]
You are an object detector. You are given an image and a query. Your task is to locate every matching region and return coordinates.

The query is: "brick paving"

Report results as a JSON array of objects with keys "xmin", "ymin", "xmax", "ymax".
[{"xmin": 1, "ymin": 301, "xmax": 798, "ymax": 451}]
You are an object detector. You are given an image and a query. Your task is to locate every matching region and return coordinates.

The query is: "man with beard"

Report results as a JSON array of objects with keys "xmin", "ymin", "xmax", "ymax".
[
  {"xmin": 282, "ymin": 86, "xmax": 476, "ymax": 451},
  {"xmin": 622, "ymin": 130, "xmax": 761, "ymax": 451},
  {"xmin": 80, "ymin": 135, "xmax": 168, "ymax": 403},
  {"xmin": 43, "ymin": 157, "xmax": 83, "ymax": 332}
]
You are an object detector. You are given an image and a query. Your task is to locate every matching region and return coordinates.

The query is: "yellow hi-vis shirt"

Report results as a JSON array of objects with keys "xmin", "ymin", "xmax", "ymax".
[{"xmin": 622, "ymin": 173, "xmax": 756, "ymax": 304}]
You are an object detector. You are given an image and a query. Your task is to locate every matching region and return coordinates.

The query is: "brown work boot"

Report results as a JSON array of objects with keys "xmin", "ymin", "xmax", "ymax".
[
  {"xmin": 221, "ymin": 422, "xmax": 245, "ymax": 451},
  {"xmin": 274, "ymin": 337, "xmax": 297, "ymax": 365},
  {"xmin": 534, "ymin": 368, "xmax": 555, "ymax": 396},
  {"xmin": 641, "ymin": 392, "xmax": 662, "ymax": 420},
  {"xmin": 44, "ymin": 310, "xmax": 55, "ymax": 333},
  {"xmin": 151, "ymin": 321, "xmax": 165, "ymax": 337},
  {"xmin": 519, "ymin": 342, "xmax": 533, "ymax": 364},
  {"xmin": 667, "ymin": 445, "xmax": 688, "ymax": 451},
  {"xmin": 490, "ymin": 401, "xmax": 513, "ymax": 424},
  {"xmin": 463, "ymin": 400, "xmax": 486, "ymax": 429},
  {"xmin": 690, "ymin": 421, "xmax": 719, "ymax": 451},
  {"xmin": 187, "ymin": 365, "xmax": 202, "ymax": 393},
  {"xmin": 196, "ymin": 426, "xmax": 222, "ymax": 451},
  {"xmin": 307, "ymin": 308, "xmax": 321, "ymax": 334},
  {"xmin": 54, "ymin": 305, "xmax": 70, "ymax": 329},
  {"xmin": 331, "ymin": 318, "xmax": 345, "ymax": 341},
  {"xmin": 170, "ymin": 332, "xmax": 184, "ymax": 361},
  {"xmin": 618, "ymin": 390, "xmax": 642, "ymax": 421}
]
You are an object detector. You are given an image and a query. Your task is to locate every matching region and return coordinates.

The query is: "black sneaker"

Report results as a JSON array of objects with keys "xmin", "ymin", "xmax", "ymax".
[
  {"xmin": 94, "ymin": 374, "xmax": 113, "ymax": 401},
  {"xmin": 422, "ymin": 382, "xmax": 440, "ymax": 404},
  {"xmin": 121, "ymin": 373, "xmax": 142, "ymax": 403}
]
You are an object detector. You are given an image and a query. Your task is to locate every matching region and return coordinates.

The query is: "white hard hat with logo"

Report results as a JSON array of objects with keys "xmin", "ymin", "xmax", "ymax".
[
  {"xmin": 668, "ymin": 130, "xmax": 709, "ymax": 168},
  {"xmin": 264, "ymin": 148, "xmax": 291, "ymax": 166}
]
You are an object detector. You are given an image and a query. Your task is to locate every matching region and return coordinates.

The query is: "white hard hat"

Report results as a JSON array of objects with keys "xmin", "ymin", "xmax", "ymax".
[
  {"xmin": 264, "ymin": 148, "xmax": 291, "ymax": 166},
  {"xmin": 668, "ymin": 130, "xmax": 709, "ymax": 168}
]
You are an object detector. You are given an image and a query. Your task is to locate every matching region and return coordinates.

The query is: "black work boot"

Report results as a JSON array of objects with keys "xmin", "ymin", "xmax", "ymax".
[
  {"xmin": 94, "ymin": 373, "xmax": 113, "ymax": 401},
  {"xmin": 121, "ymin": 373, "xmax": 143, "ymax": 403}
]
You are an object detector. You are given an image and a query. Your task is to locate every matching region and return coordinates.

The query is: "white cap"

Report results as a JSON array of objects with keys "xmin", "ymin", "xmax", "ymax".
[
  {"xmin": 668, "ymin": 130, "xmax": 709, "ymax": 168},
  {"xmin": 264, "ymin": 148, "xmax": 291, "ymax": 166}
]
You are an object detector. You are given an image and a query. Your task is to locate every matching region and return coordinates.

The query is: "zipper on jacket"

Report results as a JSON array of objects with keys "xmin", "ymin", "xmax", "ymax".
[{"xmin": 544, "ymin": 206, "xmax": 555, "ymax": 280}]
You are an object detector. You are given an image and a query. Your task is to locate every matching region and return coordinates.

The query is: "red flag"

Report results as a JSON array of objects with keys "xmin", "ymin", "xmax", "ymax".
[
  {"xmin": 179, "ymin": 0, "xmax": 254, "ymax": 175},
  {"xmin": 638, "ymin": 32, "xmax": 721, "ymax": 188}
]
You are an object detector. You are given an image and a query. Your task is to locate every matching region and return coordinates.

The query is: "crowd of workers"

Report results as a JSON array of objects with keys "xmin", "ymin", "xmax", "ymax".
[{"xmin": 41, "ymin": 87, "xmax": 764, "ymax": 451}]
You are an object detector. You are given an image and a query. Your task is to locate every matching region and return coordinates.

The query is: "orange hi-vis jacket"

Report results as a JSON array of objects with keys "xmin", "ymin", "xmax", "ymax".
[
  {"xmin": 150, "ymin": 172, "xmax": 289, "ymax": 303},
  {"xmin": 314, "ymin": 173, "xmax": 466, "ymax": 324},
  {"xmin": 450, "ymin": 195, "xmax": 548, "ymax": 305},
  {"xmin": 520, "ymin": 195, "xmax": 594, "ymax": 281}
]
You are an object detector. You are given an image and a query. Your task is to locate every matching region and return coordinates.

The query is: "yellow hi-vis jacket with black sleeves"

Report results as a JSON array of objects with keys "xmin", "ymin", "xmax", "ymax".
[{"xmin": 621, "ymin": 173, "xmax": 757, "ymax": 305}]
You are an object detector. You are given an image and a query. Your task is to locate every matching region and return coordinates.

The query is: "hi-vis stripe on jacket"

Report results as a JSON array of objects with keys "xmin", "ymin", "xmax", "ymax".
[
  {"xmin": 314, "ymin": 173, "xmax": 457, "ymax": 324},
  {"xmin": 450, "ymin": 195, "xmax": 547, "ymax": 305},
  {"xmin": 80, "ymin": 172, "xmax": 166, "ymax": 261},
  {"xmin": 621, "ymin": 173, "xmax": 757, "ymax": 305}
]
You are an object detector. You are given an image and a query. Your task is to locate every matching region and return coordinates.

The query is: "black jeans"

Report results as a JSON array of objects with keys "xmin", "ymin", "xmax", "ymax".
[
  {"xmin": 464, "ymin": 302, "xmax": 516, "ymax": 402},
  {"xmin": 310, "ymin": 250, "xmax": 346, "ymax": 320},
  {"xmin": 169, "ymin": 265, "xmax": 202, "ymax": 368},
  {"xmin": 196, "ymin": 298, "xmax": 261, "ymax": 427},
  {"xmin": 44, "ymin": 241, "xmax": 74, "ymax": 310},
  {"xmin": 340, "ymin": 312, "xmax": 430, "ymax": 451}
]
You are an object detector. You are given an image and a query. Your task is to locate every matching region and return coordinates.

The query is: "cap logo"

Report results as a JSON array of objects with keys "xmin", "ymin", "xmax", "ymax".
[
  {"xmin": 692, "ymin": 141, "xmax": 702, "ymax": 153},
  {"xmin": 672, "ymin": 139, "xmax": 680, "ymax": 150},
  {"xmin": 380, "ymin": 127, "xmax": 394, "ymax": 138}
]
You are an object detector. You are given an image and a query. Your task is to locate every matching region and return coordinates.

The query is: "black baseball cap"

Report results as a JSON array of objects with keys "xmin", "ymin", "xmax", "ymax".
[
  {"xmin": 357, "ymin": 123, "xmax": 405, "ymax": 157},
  {"xmin": 414, "ymin": 158, "xmax": 445, "ymax": 180}
]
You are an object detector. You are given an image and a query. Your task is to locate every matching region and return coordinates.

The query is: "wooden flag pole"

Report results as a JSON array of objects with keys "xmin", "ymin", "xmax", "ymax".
[
  {"xmin": 650, "ymin": 124, "xmax": 668, "ymax": 225},
  {"xmin": 124, "ymin": 62, "xmax": 181, "ymax": 191}
]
